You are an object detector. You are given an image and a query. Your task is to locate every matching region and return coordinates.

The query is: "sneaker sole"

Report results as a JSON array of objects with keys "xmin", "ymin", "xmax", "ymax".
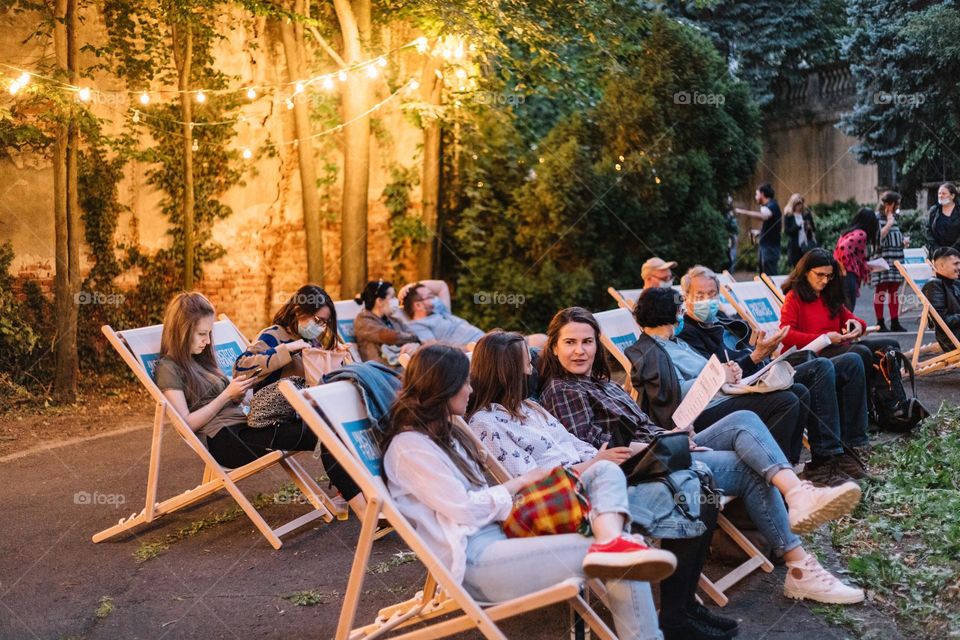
[
  {"xmin": 790, "ymin": 484, "xmax": 862, "ymax": 534},
  {"xmin": 784, "ymin": 585, "xmax": 865, "ymax": 604},
  {"xmin": 582, "ymin": 550, "xmax": 677, "ymax": 582}
]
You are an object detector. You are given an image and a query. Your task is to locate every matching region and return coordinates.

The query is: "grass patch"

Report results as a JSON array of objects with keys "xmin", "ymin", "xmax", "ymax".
[
  {"xmin": 368, "ymin": 551, "xmax": 417, "ymax": 574},
  {"xmin": 283, "ymin": 589, "xmax": 340, "ymax": 606},
  {"xmin": 95, "ymin": 596, "xmax": 115, "ymax": 619},
  {"xmin": 133, "ymin": 482, "xmax": 321, "ymax": 563},
  {"xmin": 827, "ymin": 403, "xmax": 960, "ymax": 638}
]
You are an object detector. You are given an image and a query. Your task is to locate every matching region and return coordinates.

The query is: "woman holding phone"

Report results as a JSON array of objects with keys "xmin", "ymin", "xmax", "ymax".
[{"xmin": 779, "ymin": 249, "xmax": 898, "ymax": 388}]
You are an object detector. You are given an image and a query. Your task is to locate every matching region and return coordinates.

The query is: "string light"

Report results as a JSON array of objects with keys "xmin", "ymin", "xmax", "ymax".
[
  {"xmin": 246, "ymin": 87, "xmax": 257, "ymax": 100},
  {"xmin": 294, "ymin": 81, "xmax": 305, "ymax": 94},
  {"xmin": 408, "ymin": 79, "xmax": 420, "ymax": 91},
  {"xmin": 195, "ymin": 90, "xmax": 206, "ymax": 104},
  {"xmin": 242, "ymin": 148, "xmax": 252, "ymax": 160},
  {"xmin": 415, "ymin": 37, "xmax": 429, "ymax": 54},
  {"xmin": 77, "ymin": 87, "xmax": 91, "ymax": 101},
  {"xmin": 285, "ymin": 97, "xmax": 295, "ymax": 110},
  {"xmin": 338, "ymin": 70, "xmax": 347, "ymax": 82},
  {"xmin": 376, "ymin": 57, "xmax": 387, "ymax": 68},
  {"xmin": 192, "ymin": 139, "xmax": 199, "ymax": 152},
  {"xmin": 322, "ymin": 77, "xmax": 334, "ymax": 91},
  {"xmin": 139, "ymin": 91, "xmax": 150, "ymax": 105},
  {"xmin": 17, "ymin": 72, "xmax": 30, "ymax": 86},
  {"xmin": 366, "ymin": 65, "xmax": 378, "ymax": 79},
  {"xmin": 132, "ymin": 110, "xmax": 140, "ymax": 123},
  {"xmin": 8, "ymin": 82, "xmax": 20, "ymax": 95}
]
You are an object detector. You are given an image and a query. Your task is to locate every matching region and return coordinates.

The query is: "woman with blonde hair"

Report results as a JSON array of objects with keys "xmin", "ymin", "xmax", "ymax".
[
  {"xmin": 155, "ymin": 292, "xmax": 319, "ymax": 469},
  {"xmin": 783, "ymin": 193, "xmax": 816, "ymax": 268}
]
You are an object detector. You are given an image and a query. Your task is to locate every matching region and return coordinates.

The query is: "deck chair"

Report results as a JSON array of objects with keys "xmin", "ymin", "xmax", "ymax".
[
  {"xmin": 334, "ymin": 299, "xmax": 363, "ymax": 363},
  {"xmin": 720, "ymin": 280, "xmax": 783, "ymax": 337},
  {"xmin": 757, "ymin": 274, "xmax": 788, "ymax": 303},
  {"xmin": 94, "ymin": 316, "xmax": 343, "ymax": 549},
  {"xmin": 281, "ymin": 380, "xmax": 618, "ymax": 640},
  {"xmin": 592, "ymin": 309, "xmax": 773, "ymax": 605},
  {"xmin": 895, "ymin": 260, "xmax": 960, "ymax": 376},
  {"xmin": 903, "ymin": 247, "xmax": 929, "ymax": 264},
  {"xmin": 396, "ymin": 279, "xmax": 453, "ymax": 324},
  {"xmin": 606, "ymin": 287, "xmax": 645, "ymax": 312}
]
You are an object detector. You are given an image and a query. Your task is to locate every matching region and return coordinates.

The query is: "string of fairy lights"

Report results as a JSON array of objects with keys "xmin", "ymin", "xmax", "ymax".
[{"xmin": 0, "ymin": 35, "xmax": 476, "ymax": 155}]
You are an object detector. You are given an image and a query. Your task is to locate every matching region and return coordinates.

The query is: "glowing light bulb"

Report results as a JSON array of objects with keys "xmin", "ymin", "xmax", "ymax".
[
  {"xmin": 286, "ymin": 98, "xmax": 294, "ymax": 110},
  {"xmin": 192, "ymin": 139, "xmax": 199, "ymax": 152},
  {"xmin": 132, "ymin": 110, "xmax": 140, "ymax": 123},
  {"xmin": 8, "ymin": 82, "xmax": 20, "ymax": 95},
  {"xmin": 366, "ymin": 65, "xmax": 378, "ymax": 79},
  {"xmin": 246, "ymin": 87, "xmax": 257, "ymax": 100},
  {"xmin": 242, "ymin": 148, "xmax": 252, "ymax": 160},
  {"xmin": 414, "ymin": 37, "xmax": 428, "ymax": 54},
  {"xmin": 78, "ymin": 87, "xmax": 91, "ymax": 102},
  {"xmin": 322, "ymin": 77, "xmax": 334, "ymax": 91},
  {"xmin": 455, "ymin": 68, "xmax": 467, "ymax": 80},
  {"xmin": 17, "ymin": 72, "xmax": 30, "ymax": 86},
  {"xmin": 377, "ymin": 57, "xmax": 387, "ymax": 68},
  {"xmin": 294, "ymin": 81, "xmax": 304, "ymax": 94},
  {"xmin": 615, "ymin": 163, "xmax": 622, "ymax": 171},
  {"xmin": 139, "ymin": 91, "xmax": 150, "ymax": 105},
  {"xmin": 338, "ymin": 70, "xmax": 347, "ymax": 82},
  {"xmin": 195, "ymin": 90, "xmax": 206, "ymax": 103},
  {"xmin": 408, "ymin": 79, "xmax": 420, "ymax": 91}
]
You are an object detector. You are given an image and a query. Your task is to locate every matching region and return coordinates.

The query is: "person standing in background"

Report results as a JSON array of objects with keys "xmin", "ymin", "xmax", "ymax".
[
  {"xmin": 723, "ymin": 195, "xmax": 739, "ymax": 271},
  {"xmin": 834, "ymin": 208, "xmax": 880, "ymax": 313},
  {"xmin": 928, "ymin": 182, "xmax": 960, "ymax": 252},
  {"xmin": 736, "ymin": 183, "xmax": 782, "ymax": 276},
  {"xmin": 872, "ymin": 192, "xmax": 906, "ymax": 332},
  {"xmin": 782, "ymin": 194, "xmax": 815, "ymax": 269}
]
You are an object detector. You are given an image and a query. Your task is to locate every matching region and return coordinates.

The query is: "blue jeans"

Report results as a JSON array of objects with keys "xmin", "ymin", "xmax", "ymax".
[
  {"xmin": 691, "ymin": 410, "xmax": 802, "ymax": 556},
  {"xmin": 759, "ymin": 244, "xmax": 781, "ymax": 276},
  {"xmin": 579, "ymin": 460, "xmax": 632, "ymax": 529},
  {"xmin": 794, "ymin": 355, "xmax": 870, "ymax": 456},
  {"xmin": 464, "ymin": 524, "xmax": 662, "ymax": 640}
]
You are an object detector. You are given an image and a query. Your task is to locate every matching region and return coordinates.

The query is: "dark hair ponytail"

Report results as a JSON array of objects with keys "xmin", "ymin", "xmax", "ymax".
[{"xmin": 357, "ymin": 279, "xmax": 393, "ymax": 311}]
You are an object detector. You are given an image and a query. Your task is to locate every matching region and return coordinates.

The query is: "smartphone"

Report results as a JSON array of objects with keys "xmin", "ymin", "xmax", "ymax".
[{"xmin": 844, "ymin": 319, "xmax": 858, "ymax": 334}]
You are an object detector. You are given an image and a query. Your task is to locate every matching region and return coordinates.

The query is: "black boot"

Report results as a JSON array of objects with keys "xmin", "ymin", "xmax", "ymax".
[
  {"xmin": 688, "ymin": 603, "xmax": 740, "ymax": 633},
  {"xmin": 890, "ymin": 318, "xmax": 906, "ymax": 332},
  {"xmin": 662, "ymin": 612, "xmax": 736, "ymax": 640},
  {"xmin": 876, "ymin": 318, "xmax": 889, "ymax": 332}
]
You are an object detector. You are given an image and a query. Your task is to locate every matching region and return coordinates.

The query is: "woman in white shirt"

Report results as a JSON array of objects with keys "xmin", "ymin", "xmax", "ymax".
[
  {"xmin": 381, "ymin": 344, "xmax": 671, "ymax": 640},
  {"xmin": 467, "ymin": 331, "xmax": 739, "ymax": 640}
]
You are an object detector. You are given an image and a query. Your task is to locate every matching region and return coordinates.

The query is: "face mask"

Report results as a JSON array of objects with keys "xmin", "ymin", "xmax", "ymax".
[
  {"xmin": 674, "ymin": 315, "xmax": 685, "ymax": 337},
  {"xmin": 660, "ymin": 279, "xmax": 674, "ymax": 289},
  {"xmin": 388, "ymin": 298, "xmax": 400, "ymax": 314},
  {"xmin": 939, "ymin": 197, "xmax": 953, "ymax": 206},
  {"xmin": 692, "ymin": 299, "xmax": 720, "ymax": 324},
  {"xmin": 432, "ymin": 298, "xmax": 449, "ymax": 315},
  {"xmin": 298, "ymin": 319, "xmax": 325, "ymax": 341}
]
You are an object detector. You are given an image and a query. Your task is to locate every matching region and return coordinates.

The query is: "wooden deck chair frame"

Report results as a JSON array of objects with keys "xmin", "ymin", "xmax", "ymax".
[
  {"xmin": 720, "ymin": 280, "xmax": 783, "ymax": 338},
  {"xmin": 92, "ymin": 315, "xmax": 343, "ymax": 550},
  {"xmin": 594, "ymin": 308, "xmax": 642, "ymax": 400},
  {"xmin": 895, "ymin": 260, "xmax": 960, "ymax": 375},
  {"xmin": 592, "ymin": 308, "xmax": 772, "ymax": 605},
  {"xmin": 334, "ymin": 299, "xmax": 364, "ymax": 363},
  {"xmin": 282, "ymin": 380, "xmax": 618, "ymax": 640},
  {"xmin": 606, "ymin": 286, "xmax": 644, "ymax": 312},
  {"xmin": 757, "ymin": 273, "xmax": 787, "ymax": 304}
]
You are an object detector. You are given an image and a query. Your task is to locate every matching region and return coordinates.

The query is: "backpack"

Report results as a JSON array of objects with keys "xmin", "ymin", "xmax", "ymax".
[{"xmin": 871, "ymin": 348, "xmax": 929, "ymax": 432}]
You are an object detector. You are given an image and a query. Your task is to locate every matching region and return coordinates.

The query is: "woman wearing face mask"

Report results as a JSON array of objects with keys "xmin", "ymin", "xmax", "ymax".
[
  {"xmin": 234, "ymin": 285, "xmax": 364, "ymax": 515},
  {"xmin": 538, "ymin": 306, "xmax": 865, "ymax": 606},
  {"xmin": 625, "ymin": 287, "xmax": 807, "ymax": 465},
  {"xmin": 353, "ymin": 279, "xmax": 420, "ymax": 364},
  {"xmin": 928, "ymin": 182, "xmax": 960, "ymax": 252}
]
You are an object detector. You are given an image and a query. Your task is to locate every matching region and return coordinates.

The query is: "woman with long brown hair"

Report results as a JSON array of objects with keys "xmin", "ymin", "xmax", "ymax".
[
  {"xmin": 154, "ymin": 292, "xmax": 317, "ymax": 469},
  {"xmin": 381, "ymin": 344, "xmax": 671, "ymax": 640}
]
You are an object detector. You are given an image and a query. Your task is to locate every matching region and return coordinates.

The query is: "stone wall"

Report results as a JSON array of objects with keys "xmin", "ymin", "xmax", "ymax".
[{"xmin": 1, "ymin": 8, "xmax": 425, "ymax": 339}]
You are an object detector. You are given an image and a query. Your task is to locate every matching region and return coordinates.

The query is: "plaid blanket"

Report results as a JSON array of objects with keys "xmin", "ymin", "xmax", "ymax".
[{"xmin": 502, "ymin": 467, "xmax": 591, "ymax": 538}]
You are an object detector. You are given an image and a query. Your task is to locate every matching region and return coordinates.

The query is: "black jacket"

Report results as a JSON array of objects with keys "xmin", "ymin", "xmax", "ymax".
[
  {"xmin": 624, "ymin": 332, "xmax": 683, "ymax": 430},
  {"xmin": 678, "ymin": 313, "xmax": 762, "ymax": 376},
  {"xmin": 922, "ymin": 274, "xmax": 960, "ymax": 352},
  {"xmin": 927, "ymin": 204, "xmax": 960, "ymax": 251}
]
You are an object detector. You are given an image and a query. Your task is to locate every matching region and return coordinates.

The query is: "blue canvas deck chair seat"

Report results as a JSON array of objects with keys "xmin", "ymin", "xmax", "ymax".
[
  {"xmin": 720, "ymin": 280, "xmax": 783, "ymax": 339},
  {"xmin": 93, "ymin": 315, "xmax": 343, "ymax": 550},
  {"xmin": 334, "ymin": 299, "xmax": 363, "ymax": 362},
  {"xmin": 895, "ymin": 260, "xmax": 960, "ymax": 376},
  {"xmin": 281, "ymin": 379, "xmax": 619, "ymax": 640}
]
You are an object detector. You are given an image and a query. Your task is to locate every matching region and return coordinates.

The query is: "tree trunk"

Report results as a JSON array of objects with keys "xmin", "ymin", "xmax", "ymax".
[
  {"xmin": 279, "ymin": 2, "xmax": 324, "ymax": 285},
  {"xmin": 333, "ymin": 0, "xmax": 371, "ymax": 297},
  {"xmin": 173, "ymin": 21, "xmax": 195, "ymax": 289},
  {"xmin": 417, "ymin": 55, "xmax": 443, "ymax": 279},
  {"xmin": 52, "ymin": 0, "xmax": 79, "ymax": 404}
]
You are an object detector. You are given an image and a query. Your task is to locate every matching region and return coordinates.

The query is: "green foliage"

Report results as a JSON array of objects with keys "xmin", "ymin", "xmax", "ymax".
[
  {"xmin": 830, "ymin": 404, "xmax": 960, "ymax": 637},
  {"xmin": 0, "ymin": 242, "xmax": 43, "ymax": 384},
  {"xmin": 839, "ymin": 1, "xmax": 960, "ymax": 193},
  {"xmin": 447, "ymin": 14, "xmax": 760, "ymax": 330},
  {"xmin": 383, "ymin": 165, "xmax": 428, "ymax": 269}
]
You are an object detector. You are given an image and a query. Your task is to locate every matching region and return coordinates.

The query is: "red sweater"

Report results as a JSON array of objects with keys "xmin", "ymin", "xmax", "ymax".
[{"xmin": 779, "ymin": 290, "xmax": 867, "ymax": 350}]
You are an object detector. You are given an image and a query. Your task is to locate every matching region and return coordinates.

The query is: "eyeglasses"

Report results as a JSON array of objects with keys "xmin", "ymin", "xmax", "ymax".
[{"xmin": 810, "ymin": 270, "xmax": 835, "ymax": 281}]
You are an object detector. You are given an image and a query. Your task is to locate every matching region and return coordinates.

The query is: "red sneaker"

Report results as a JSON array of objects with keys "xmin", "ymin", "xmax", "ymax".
[{"xmin": 582, "ymin": 535, "xmax": 677, "ymax": 582}]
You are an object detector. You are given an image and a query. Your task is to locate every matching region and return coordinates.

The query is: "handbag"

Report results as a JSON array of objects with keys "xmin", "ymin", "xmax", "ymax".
[
  {"xmin": 502, "ymin": 466, "xmax": 592, "ymax": 538},
  {"xmin": 871, "ymin": 347, "xmax": 930, "ymax": 432},
  {"xmin": 302, "ymin": 348, "xmax": 348, "ymax": 386},
  {"xmin": 619, "ymin": 432, "xmax": 692, "ymax": 486},
  {"xmin": 721, "ymin": 360, "xmax": 795, "ymax": 395},
  {"xmin": 247, "ymin": 376, "xmax": 306, "ymax": 429}
]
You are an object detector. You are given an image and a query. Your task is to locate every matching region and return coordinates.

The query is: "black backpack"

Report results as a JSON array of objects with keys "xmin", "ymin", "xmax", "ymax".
[{"xmin": 871, "ymin": 348, "xmax": 929, "ymax": 432}]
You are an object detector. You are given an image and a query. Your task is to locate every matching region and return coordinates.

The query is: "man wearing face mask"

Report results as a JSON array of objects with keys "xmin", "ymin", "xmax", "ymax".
[
  {"xmin": 677, "ymin": 266, "xmax": 871, "ymax": 487},
  {"xmin": 641, "ymin": 257, "xmax": 678, "ymax": 290},
  {"xmin": 401, "ymin": 282, "xmax": 486, "ymax": 348}
]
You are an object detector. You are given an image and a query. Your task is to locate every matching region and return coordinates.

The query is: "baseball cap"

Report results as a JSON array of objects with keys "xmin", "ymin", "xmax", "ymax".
[{"xmin": 641, "ymin": 257, "xmax": 678, "ymax": 281}]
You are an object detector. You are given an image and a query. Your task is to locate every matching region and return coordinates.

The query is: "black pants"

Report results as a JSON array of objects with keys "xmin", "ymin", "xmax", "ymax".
[
  {"xmin": 693, "ymin": 385, "xmax": 807, "ymax": 463},
  {"xmin": 659, "ymin": 500, "xmax": 720, "ymax": 619},
  {"xmin": 207, "ymin": 420, "xmax": 361, "ymax": 501},
  {"xmin": 821, "ymin": 336, "xmax": 900, "ymax": 388}
]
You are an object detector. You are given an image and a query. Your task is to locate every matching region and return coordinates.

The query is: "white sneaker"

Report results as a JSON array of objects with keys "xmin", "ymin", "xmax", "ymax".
[
  {"xmin": 785, "ymin": 480, "xmax": 861, "ymax": 533},
  {"xmin": 784, "ymin": 553, "xmax": 865, "ymax": 604}
]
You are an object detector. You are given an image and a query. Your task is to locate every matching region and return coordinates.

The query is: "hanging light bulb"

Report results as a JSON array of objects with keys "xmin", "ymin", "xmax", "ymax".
[
  {"xmin": 132, "ymin": 110, "xmax": 140, "ymax": 123},
  {"xmin": 139, "ymin": 91, "xmax": 150, "ymax": 105},
  {"xmin": 408, "ymin": 79, "xmax": 420, "ymax": 91},
  {"xmin": 322, "ymin": 76, "xmax": 335, "ymax": 91},
  {"xmin": 655, "ymin": 176, "xmax": 662, "ymax": 184},
  {"xmin": 17, "ymin": 72, "xmax": 30, "ymax": 86},
  {"xmin": 294, "ymin": 81, "xmax": 304, "ymax": 94},
  {"xmin": 615, "ymin": 163, "xmax": 622, "ymax": 171},
  {"xmin": 192, "ymin": 139, "xmax": 199, "ymax": 152},
  {"xmin": 77, "ymin": 87, "xmax": 91, "ymax": 102},
  {"xmin": 454, "ymin": 68, "xmax": 467, "ymax": 80},
  {"xmin": 414, "ymin": 36, "xmax": 429, "ymax": 54},
  {"xmin": 338, "ymin": 70, "xmax": 347, "ymax": 82},
  {"xmin": 285, "ymin": 97, "xmax": 294, "ymax": 110},
  {"xmin": 195, "ymin": 90, "xmax": 206, "ymax": 103},
  {"xmin": 8, "ymin": 82, "xmax": 20, "ymax": 95},
  {"xmin": 377, "ymin": 57, "xmax": 387, "ymax": 68},
  {"xmin": 366, "ymin": 65, "xmax": 378, "ymax": 79},
  {"xmin": 242, "ymin": 148, "xmax": 252, "ymax": 160},
  {"xmin": 246, "ymin": 87, "xmax": 257, "ymax": 100}
]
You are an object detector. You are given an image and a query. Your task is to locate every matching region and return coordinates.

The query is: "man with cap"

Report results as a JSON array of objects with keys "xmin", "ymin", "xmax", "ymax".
[{"xmin": 642, "ymin": 257, "xmax": 678, "ymax": 290}]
